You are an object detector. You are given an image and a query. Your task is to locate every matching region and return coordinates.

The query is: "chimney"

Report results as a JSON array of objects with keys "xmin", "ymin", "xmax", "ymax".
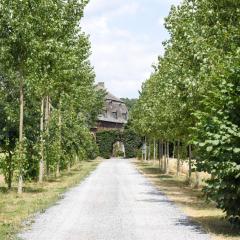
[
  {"xmin": 97, "ymin": 82, "xmax": 105, "ymax": 90},
  {"xmin": 98, "ymin": 82, "xmax": 105, "ymax": 88}
]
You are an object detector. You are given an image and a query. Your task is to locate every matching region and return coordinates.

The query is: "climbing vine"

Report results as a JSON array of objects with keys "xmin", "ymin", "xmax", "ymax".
[{"xmin": 96, "ymin": 129, "xmax": 141, "ymax": 159}]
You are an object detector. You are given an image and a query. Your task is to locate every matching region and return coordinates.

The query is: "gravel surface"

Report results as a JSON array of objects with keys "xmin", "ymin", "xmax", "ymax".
[{"xmin": 19, "ymin": 158, "xmax": 210, "ymax": 240}]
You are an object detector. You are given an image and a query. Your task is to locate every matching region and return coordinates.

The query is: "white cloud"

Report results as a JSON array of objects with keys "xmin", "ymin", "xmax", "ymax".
[
  {"xmin": 85, "ymin": 0, "xmax": 140, "ymax": 17},
  {"xmin": 82, "ymin": 0, "xmax": 175, "ymax": 98}
]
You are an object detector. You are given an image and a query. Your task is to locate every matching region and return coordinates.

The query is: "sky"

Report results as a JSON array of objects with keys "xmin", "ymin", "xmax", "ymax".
[{"xmin": 82, "ymin": 0, "xmax": 182, "ymax": 98}]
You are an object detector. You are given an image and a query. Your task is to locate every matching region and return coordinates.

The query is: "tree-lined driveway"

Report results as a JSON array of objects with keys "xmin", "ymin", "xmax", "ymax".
[{"xmin": 19, "ymin": 158, "xmax": 209, "ymax": 240}]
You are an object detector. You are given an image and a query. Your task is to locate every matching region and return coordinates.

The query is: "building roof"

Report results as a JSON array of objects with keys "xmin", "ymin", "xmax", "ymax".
[
  {"xmin": 96, "ymin": 82, "xmax": 128, "ymax": 124},
  {"xmin": 106, "ymin": 92, "xmax": 124, "ymax": 103}
]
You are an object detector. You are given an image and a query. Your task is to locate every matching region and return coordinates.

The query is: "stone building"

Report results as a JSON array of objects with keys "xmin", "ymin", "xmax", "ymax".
[{"xmin": 94, "ymin": 82, "xmax": 128, "ymax": 132}]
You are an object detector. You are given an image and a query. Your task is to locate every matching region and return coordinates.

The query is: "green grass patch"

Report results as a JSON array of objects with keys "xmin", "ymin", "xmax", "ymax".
[{"xmin": 0, "ymin": 160, "xmax": 100, "ymax": 240}]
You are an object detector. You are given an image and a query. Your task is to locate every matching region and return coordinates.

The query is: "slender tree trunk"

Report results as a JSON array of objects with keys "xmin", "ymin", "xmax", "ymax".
[
  {"xmin": 45, "ymin": 96, "xmax": 50, "ymax": 176},
  {"xmin": 153, "ymin": 138, "xmax": 156, "ymax": 164},
  {"xmin": 166, "ymin": 141, "xmax": 169, "ymax": 174},
  {"xmin": 75, "ymin": 154, "xmax": 78, "ymax": 165},
  {"xmin": 144, "ymin": 137, "xmax": 147, "ymax": 161},
  {"xmin": 188, "ymin": 144, "xmax": 192, "ymax": 182},
  {"xmin": 161, "ymin": 140, "xmax": 164, "ymax": 171},
  {"xmin": 56, "ymin": 163, "xmax": 60, "ymax": 177},
  {"xmin": 148, "ymin": 140, "xmax": 151, "ymax": 161},
  {"xmin": 7, "ymin": 151, "xmax": 13, "ymax": 190},
  {"xmin": 158, "ymin": 140, "xmax": 161, "ymax": 170},
  {"xmin": 56, "ymin": 104, "xmax": 62, "ymax": 178},
  {"xmin": 177, "ymin": 140, "xmax": 180, "ymax": 177},
  {"xmin": 155, "ymin": 139, "xmax": 158, "ymax": 160},
  {"xmin": 39, "ymin": 97, "xmax": 45, "ymax": 183},
  {"xmin": 195, "ymin": 171, "xmax": 200, "ymax": 188},
  {"xmin": 18, "ymin": 78, "xmax": 24, "ymax": 195},
  {"xmin": 68, "ymin": 162, "xmax": 71, "ymax": 173},
  {"xmin": 172, "ymin": 141, "xmax": 175, "ymax": 159},
  {"xmin": 164, "ymin": 141, "xmax": 167, "ymax": 173}
]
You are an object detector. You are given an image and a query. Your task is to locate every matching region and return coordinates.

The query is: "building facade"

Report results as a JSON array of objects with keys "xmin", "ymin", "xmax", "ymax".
[{"xmin": 94, "ymin": 82, "xmax": 128, "ymax": 132}]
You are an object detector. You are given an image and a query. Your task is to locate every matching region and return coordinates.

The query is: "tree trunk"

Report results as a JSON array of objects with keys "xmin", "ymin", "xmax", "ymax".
[
  {"xmin": 56, "ymin": 104, "xmax": 62, "ymax": 178},
  {"xmin": 158, "ymin": 140, "xmax": 161, "ymax": 170},
  {"xmin": 75, "ymin": 154, "xmax": 78, "ymax": 165},
  {"xmin": 195, "ymin": 171, "xmax": 200, "ymax": 188},
  {"xmin": 177, "ymin": 140, "xmax": 180, "ymax": 177},
  {"xmin": 39, "ymin": 97, "xmax": 45, "ymax": 183},
  {"xmin": 68, "ymin": 162, "xmax": 71, "ymax": 173},
  {"xmin": 172, "ymin": 141, "xmax": 175, "ymax": 159},
  {"xmin": 161, "ymin": 140, "xmax": 164, "ymax": 171},
  {"xmin": 56, "ymin": 163, "xmax": 60, "ymax": 178},
  {"xmin": 45, "ymin": 96, "xmax": 50, "ymax": 176},
  {"xmin": 148, "ymin": 140, "xmax": 151, "ymax": 160},
  {"xmin": 153, "ymin": 138, "xmax": 156, "ymax": 164},
  {"xmin": 166, "ymin": 141, "xmax": 169, "ymax": 174},
  {"xmin": 155, "ymin": 139, "xmax": 158, "ymax": 160},
  {"xmin": 188, "ymin": 144, "xmax": 192, "ymax": 182},
  {"xmin": 144, "ymin": 137, "xmax": 147, "ymax": 161},
  {"xmin": 18, "ymin": 78, "xmax": 24, "ymax": 195},
  {"xmin": 7, "ymin": 151, "xmax": 13, "ymax": 190},
  {"xmin": 164, "ymin": 141, "xmax": 167, "ymax": 173}
]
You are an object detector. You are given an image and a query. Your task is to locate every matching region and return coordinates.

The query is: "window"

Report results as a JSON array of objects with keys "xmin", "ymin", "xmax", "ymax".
[
  {"xmin": 112, "ymin": 112, "xmax": 117, "ymax": 119},
  {"xmin": 103, "ymin": 110, "xmax": 107, "ymax": 117},
  {"xmin": 122, "ymin": 113, "xmax": 127, "ymax": 120}
]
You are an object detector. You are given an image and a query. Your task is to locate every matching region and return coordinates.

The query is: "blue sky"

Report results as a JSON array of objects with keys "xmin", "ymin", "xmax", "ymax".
[{"xmin": 82, "ymin": 0, "xmax": 182, "ymax": 98}]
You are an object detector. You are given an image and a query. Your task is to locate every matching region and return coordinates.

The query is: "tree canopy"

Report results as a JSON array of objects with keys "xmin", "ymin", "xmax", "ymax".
[
  {"xmin": 0, "ymin": 0, "xmax": 103, "ymax": 192},
  {"xmin": 131, "ymin": 0, "xmax": 240, "ymax": 225}
]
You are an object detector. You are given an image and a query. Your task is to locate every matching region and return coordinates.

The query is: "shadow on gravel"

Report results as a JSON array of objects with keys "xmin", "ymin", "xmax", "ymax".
[
  {"xmin": 137, "ymin": 198, "xmax": 174, "ymax": 204},
  {"xmin": 175, "ymin": 217, "xmax": 207, "ymax": 235}
]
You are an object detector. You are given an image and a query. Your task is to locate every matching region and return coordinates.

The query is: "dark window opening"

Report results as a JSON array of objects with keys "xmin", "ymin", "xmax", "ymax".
[
  {"xmin": 112, "ymin": 112, "xmax": 117, "ymax": 119},
  {"xmin": 103, "ymin": 110, "xmax": 107, "ymax": 117},
  {"xmin": 122, "ymin": 113, "xmax": 127, "ymax": 120}
]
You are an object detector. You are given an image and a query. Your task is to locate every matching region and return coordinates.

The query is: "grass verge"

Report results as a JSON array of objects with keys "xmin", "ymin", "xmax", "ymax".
[
  {"xmin": 133, "ymin": 159, "xmax": 240, "ymax": 240},
  {"xmin": 0, "ymin": 160, "xmax": 100, "ymax": 240}
]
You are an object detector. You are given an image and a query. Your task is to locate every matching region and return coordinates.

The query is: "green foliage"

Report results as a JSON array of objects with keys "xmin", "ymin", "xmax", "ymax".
[
  {"xmin": 96, "ymin": 130, "xmax": 120, "ymax": 159},
  {"xmin": 96, "ymin": 128, "xmax": 141, "ymax": 159},
  {"xmin": 131, "ymin": 0, "xmax": 240, "ymax": 225},
  {"xmin": 120, "ymin": 98, "xmax": 137, "ymax": 112},
  {"xmin": 0, "ymin": 1, "xmax": 103, "ymax": 188},
  {"xmin": 123, "ymin": 128, "xmax": 142, "ymax": 158}
]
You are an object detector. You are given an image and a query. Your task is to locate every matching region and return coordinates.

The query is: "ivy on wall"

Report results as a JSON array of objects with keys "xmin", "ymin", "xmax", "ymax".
[
  {"xmin": 122, "ymin": 129, "xmax": 142, "ymax": 158},
  {"xmin": 96, "ymin": 129, "xmax": 142, "ymax": 159}
]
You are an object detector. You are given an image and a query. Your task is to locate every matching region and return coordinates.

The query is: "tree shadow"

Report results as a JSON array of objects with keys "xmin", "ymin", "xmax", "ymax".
[
  {"xmin": 191, "ymin": 215, "xmax": 240, "ymax": 237},
  {"xmin": 0, "ymin": 186, "xmax": 10, "ymax": 194},
  {"xmin": 23, "ymin": 186, "xmax": 46, "ymax": 193},
  {"xmin": 175, "ymin": 217, "xmax": 208, "ymax": 235}
]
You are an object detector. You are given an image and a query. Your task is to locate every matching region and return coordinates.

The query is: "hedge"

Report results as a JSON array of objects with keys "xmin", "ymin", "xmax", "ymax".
[{"xmin": 96, "ymin": 129, "xmax": 142, "ymax": 159}]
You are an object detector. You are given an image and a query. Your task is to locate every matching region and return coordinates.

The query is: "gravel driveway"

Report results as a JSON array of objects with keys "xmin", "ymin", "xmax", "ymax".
[{"xmin": 19, "ymin": 158, "xmax": 209, "ymax": 240}]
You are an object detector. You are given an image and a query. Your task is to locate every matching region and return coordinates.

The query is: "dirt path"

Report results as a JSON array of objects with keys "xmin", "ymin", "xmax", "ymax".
[{"xmin": 19, "ymin": 158, "xmax": 210, "ymax": 240}]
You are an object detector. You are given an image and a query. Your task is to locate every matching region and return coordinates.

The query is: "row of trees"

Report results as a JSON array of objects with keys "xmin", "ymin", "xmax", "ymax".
[
  {"xmin": 0, "ymin": 1, "xmax": 103, "ymax": 193},
  {"xmin": 132, "ymin": 0, "xmax": 240, "ymax": 224}
]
